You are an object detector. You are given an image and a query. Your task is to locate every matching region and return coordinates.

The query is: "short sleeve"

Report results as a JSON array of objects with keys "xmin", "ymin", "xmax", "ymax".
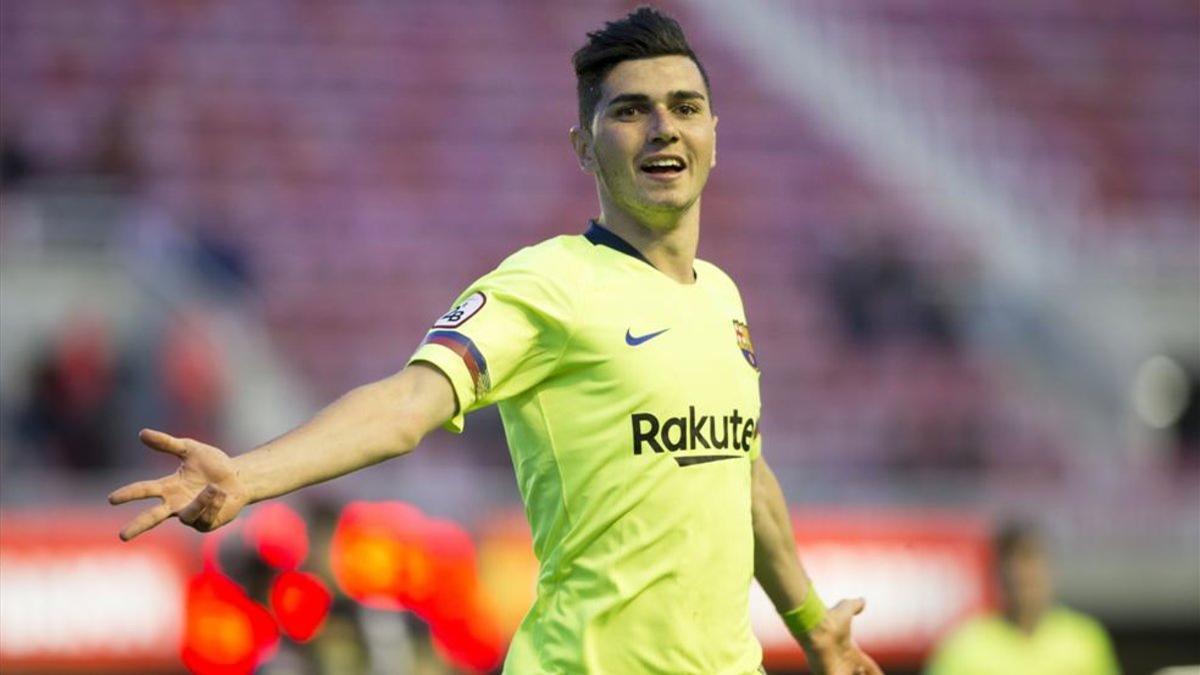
[{"xmin": 407, "ymin": 258, "xmax": 574, "ymax": 433}]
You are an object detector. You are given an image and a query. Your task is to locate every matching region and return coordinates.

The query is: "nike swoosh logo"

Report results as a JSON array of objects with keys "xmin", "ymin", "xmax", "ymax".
[{"xmin": 625, "ymin": 328, "xmax": 669, "ymax": 346}]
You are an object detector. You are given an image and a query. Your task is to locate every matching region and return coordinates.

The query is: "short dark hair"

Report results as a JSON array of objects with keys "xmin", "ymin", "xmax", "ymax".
[
  {"xmin": 994, "ymin": 519, "xmax": 1042, "ymax": 563},
  {"xmin": 572, "ymin": 6, "xmax": 712, "ymax": 132}
]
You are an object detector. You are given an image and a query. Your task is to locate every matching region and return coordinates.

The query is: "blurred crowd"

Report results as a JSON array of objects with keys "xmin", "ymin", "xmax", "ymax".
[
  {"xmin": 0, "ymin": 0, "xmax": 1195, "ymax": 483},
  {"xmin": 9, "ymin": 310, "xmax": 229, "ymax": 471}
]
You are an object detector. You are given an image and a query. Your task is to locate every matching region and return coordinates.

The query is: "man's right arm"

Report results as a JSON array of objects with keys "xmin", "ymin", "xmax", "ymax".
[{"xmin": 109, "ymin": 362, "xmax": 457, "ymax": 540}]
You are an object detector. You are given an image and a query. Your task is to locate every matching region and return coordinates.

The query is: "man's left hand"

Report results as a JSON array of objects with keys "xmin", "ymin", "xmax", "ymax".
[{"xmin": 799, "ymin": 598, "xmax": 885, "ymax": 675}]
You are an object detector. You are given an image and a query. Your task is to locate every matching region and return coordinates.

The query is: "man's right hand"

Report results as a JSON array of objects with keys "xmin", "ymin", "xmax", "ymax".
[{"xmin": 108, "ymin": 429, "xmax": 250, "ymax": 541}]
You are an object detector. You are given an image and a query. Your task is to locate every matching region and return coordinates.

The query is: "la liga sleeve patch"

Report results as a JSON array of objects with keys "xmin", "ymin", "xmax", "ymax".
[{"xmin": 433, "ymin": 291, "xmax": 487, "ymax": 328}]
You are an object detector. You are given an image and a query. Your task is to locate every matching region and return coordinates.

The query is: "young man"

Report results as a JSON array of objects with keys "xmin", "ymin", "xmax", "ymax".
[
  {"xmin": 110, "ymin": 8, "xmax": 881, "ymax": 674},
  {"xmin": 925, "ymin": 522, "xmax": 1120, "ymax": 675}
]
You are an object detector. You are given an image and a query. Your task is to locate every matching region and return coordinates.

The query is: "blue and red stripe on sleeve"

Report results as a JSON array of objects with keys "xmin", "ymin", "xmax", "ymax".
[{"xmin": 421, "ymin": 330, "xmax": 491, "ymax": 398}]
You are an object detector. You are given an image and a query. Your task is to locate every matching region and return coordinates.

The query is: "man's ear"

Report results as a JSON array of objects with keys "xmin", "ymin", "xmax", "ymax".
[
  {"xmin": 570, "ymin": 125, "xmax": 596, "ymax": 174},
  {"xmin": 710, "ymin": 115, "xmax": 719, "ymax": 169}
]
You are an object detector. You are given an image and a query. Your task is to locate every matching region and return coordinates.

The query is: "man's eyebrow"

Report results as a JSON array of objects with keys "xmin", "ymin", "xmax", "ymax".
[
  {"xmin": 605, "ymin": 90, "xmax": 708, "ymax": 108},
  {"xmin": 606, "ymin": 93, "xmax": 651, "ymax": 108}
]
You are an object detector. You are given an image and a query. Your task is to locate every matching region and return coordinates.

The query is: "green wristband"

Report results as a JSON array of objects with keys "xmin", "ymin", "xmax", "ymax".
[{"xmin": 781, "ymin": 584, "xmax": 828, "ymax": 636}]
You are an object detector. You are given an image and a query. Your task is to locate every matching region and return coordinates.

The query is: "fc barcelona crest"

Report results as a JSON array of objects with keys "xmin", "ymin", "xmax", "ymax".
[{"xmin": 733, "ymin": 320, "xmax": 759, "ymax": 370}]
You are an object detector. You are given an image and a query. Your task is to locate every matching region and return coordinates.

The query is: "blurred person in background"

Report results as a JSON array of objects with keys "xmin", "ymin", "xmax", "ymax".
[
  {"xmin": 16, "ymin": 314, "xmax": 123, "ymax": 470},
  {"xmin": 157, "ymin": 310, "xmax": 228, "ymax": 445},
  {"xmin": 925, "ymin": 520, "xmax": 1121, "ymax": 675},
  {"xmin": 109, "ymin": 7, "xmax": 880, "ymax": 675}
]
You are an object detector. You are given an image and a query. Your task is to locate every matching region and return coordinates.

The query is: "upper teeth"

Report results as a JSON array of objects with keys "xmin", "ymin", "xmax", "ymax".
[{"xmin": 645, "ymin": 158, "xmax": 683, "ymax": 168}]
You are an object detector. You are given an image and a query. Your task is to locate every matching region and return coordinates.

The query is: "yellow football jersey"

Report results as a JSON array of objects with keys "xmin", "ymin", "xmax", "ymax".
[
  {"xmin": 409, "ymin": 222, "xmax": 763, "ymax": 674},
  {"xmin": 925, "ymin": 607, "xmax": 1121, "ymax": 675}
]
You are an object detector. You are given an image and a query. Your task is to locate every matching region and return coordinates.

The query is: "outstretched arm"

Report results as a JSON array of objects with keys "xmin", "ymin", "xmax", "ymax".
[
  {"xmin": 109, "ymin": 363, "xmax": 456, "ymax": 540},
  {"xmin": 751, "ymin": 457, "xmax": 883, "ymax": 675}
]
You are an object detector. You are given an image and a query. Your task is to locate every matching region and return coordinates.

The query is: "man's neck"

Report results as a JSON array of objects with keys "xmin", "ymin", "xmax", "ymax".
[
  {"xmin": 1003, "ymin": 605, "xmax": 1048, "ymax": 636},
  {"xmin": 596, "ymin": 202, "xmax": 700, "ymax": 284}
]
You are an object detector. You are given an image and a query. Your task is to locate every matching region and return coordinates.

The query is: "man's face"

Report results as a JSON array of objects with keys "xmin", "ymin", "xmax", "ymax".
[
  {"xmin": 572, "ymin": 55, "xmax": 717, "ymax": 228},
  {"xmin": 999, "ymin": 543, "xmax": 1053, "ymax": 619}
]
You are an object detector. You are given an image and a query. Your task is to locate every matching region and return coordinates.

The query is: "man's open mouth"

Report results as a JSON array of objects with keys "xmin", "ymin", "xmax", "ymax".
[{"xmin": 639, "ymin": 155, "xmax": 687, "ymax": 176}]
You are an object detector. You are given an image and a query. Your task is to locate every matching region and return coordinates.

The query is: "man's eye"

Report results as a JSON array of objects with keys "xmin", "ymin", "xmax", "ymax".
[
  {"xmin": 676, "ymin": 104, "xmax": 701, "ymax": 116},
  {"xmin": 615, "ymin": 106, "xmax": 641, "ymax": 118}
]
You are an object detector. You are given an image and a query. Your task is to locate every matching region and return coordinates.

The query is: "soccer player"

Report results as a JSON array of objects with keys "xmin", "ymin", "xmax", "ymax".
[
  {"xmin": 925, "ymin": 521, "xmax": 1120, "ymax": 675},
  {"xmin": 110, "ymin": 8, "xmax": 881, "ymax": 674}
]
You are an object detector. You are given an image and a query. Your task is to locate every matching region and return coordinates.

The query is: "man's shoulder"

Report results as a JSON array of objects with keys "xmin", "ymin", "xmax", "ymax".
[
  {"xmin": 495, "ymin": 234, "xmax": 591, "ymax": 277},
  {"xmin": 695, "ymin": 257, "xmax": 746, "ymax": 309},
  {"xmin": 1044, "ymin": 606, "xmax": 1111, "ymax": 637},
  {"xmin": 695, "ymin": 257, "xmax": 739, "ymax": 287},
  {"xmin": 927, "ymin": 614, "xmax": 1015, "ymax": 674},
  {"xmin": 474, "ymin": 235, "xmax": 592, "ymax": 309}
]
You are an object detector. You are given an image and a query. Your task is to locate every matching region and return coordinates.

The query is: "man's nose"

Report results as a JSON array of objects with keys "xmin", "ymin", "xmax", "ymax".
[{"xmin": 648, "ymin": 108, "xmax": 679, "ymax": 144}]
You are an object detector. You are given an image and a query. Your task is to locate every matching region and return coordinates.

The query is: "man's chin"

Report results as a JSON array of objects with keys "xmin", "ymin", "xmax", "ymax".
[
  {"xmin": 633, "ymin": 189, "xmax": 695, "ymax": 214},
  {"xmin": 624, "ymin": 200, "xmax": 701, "ymax": 232},
  {"xmin": 601, "ymin": 182, "xmax": 699, "ymax": 223}
]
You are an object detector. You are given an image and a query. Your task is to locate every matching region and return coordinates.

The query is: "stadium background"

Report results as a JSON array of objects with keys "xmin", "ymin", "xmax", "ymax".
[{"xmin": 0, "ymin": 1, "xmax": 1196, "ymax": 673}]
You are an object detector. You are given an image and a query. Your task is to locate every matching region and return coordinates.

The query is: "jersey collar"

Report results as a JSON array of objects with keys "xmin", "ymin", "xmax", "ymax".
[
  {"xmin": 584, "ymin": 220, "xmax": 654, "ymax": 268},
  {"xmin": 584, "ymin": 220, "xmax": 698, "ymax": 281}
]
